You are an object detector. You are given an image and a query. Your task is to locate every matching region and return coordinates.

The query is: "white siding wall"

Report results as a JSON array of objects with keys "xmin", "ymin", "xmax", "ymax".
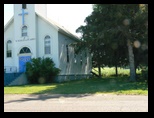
[
  {"xmin": 58, "ymin": 33, "xmax": 92, "ymax": 75},
  {"xmin": 4, "ymin": 22, "xmax": 14, "ymax": 67},
  {"xmin": 36, "ymin": 15, "xmax": 59, "ymax": 68}
]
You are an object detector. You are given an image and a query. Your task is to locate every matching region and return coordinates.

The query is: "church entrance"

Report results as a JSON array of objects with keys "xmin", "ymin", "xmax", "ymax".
[
  {"xmin": 18, "ymin": 47, "xmax": 31, "ymax": 72},
  {"xmin": 19, "ymin": 56, "xmax": 31, "ymax": 72}
]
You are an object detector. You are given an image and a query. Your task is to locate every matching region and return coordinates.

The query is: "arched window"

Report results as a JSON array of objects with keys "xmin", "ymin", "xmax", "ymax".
[
  {"xmin": 44, "ymin": 35, "xmax": 51, "ymax": 54},
  {"xmin": 6, "ymin": 40, "xmax": 12, "ymax": 57},
  {"xmin": 19, "ymin": 47, "xmax": 31, "ymax": 54},
  {"xmin": 22, "ymin": 26, "xmax": 27, "ymax": 37}
]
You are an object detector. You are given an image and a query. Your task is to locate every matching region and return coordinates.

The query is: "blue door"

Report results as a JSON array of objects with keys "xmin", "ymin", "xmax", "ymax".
[{"xmin": 19, "ymin": 56, "xmax": 31, "ymax": 72}]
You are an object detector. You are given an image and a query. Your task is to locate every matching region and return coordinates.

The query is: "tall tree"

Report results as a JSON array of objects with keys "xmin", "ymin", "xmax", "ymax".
[
  {"xmin": 76, "ymin": 4, "xmax": 148, "ymax": 81},
  {"xmin": 119, "ymin": 4, "xmax": 148, "ymax": 81}
]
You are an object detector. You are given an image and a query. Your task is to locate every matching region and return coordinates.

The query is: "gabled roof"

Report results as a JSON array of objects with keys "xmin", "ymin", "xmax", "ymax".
[
  {"xmin": 4, "ymin": 16, "xmax": 14, "ymax": 32},
  {"xmin": 36, "ymin": 13, "xmax": 80, "ymax": 41},
  {"xmin": 4, "ymin": 12, "xmax": 80, "ymax": 41}
]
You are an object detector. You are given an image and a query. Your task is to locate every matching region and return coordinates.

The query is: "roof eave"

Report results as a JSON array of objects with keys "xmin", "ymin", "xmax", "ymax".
[
  {"xmin": 4, "ymin": 13, "xmax": 80, "ymax": 41},
  {"xmin": 4, "ymin": 16, "xmax": 14, "ymax": 32},
  {"xmin": 36, "ymin": 12, "xmax": 80, "ymax": 41},
  {"xmin": 36, "ymin": 12, "xmax": 59, "ymax": 31},
  {"xmin": 58, "ymin": 29, "xmax": 80, "ymax": 42}
]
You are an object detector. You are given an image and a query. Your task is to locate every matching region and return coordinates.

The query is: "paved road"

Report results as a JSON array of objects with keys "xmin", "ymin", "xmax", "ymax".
[{"xmin": 4, "ymin": 94, "xmax": 148, "ymax": 112}]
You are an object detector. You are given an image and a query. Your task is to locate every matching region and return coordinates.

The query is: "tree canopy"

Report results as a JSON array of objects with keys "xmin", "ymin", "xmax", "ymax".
[{"xmin": 76, "ymin": 4, "xmax": 148, "ymax": 81}]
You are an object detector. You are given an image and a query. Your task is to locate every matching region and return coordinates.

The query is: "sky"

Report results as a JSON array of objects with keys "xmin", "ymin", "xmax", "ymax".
[{"xmin": 4, "ymin": 4, "xmax": 93, "ymax": 37}]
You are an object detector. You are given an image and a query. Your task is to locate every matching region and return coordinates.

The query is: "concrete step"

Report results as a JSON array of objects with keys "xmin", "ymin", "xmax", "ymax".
[{"xmin": 4, "ymin": 73, "xmax": 23, "ymax": 86}]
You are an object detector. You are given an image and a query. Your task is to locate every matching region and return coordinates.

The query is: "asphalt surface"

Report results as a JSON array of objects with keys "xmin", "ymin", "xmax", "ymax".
[{"xmin": 4, "ymin": 94, "xmax": 148, "ymax": 112}]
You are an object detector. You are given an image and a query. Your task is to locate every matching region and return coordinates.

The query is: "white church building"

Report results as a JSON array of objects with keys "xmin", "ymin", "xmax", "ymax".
[{"xmin": 4, "ymin": 4, "xmax": 92, "ymax": 79}]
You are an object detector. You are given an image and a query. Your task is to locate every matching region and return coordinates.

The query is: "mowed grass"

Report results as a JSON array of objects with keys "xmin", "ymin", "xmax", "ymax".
[{"xmin": 4, "ymin": 77, "xmax": 148, "ymax": 95}]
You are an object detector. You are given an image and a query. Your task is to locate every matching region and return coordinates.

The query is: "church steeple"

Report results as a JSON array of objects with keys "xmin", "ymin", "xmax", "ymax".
[
  {"xmin": 18, "ymin": 6, "xmax": 28, "ymax": 25},
  {"xmin": 14, "ymin": 4, "xmax": 47, "ymax": 24},
  {"xmin": 14, "ymin": 4, "xmax": 47, "ymax": 38}
]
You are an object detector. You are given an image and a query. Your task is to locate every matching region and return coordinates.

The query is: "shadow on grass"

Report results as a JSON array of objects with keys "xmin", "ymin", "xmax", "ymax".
[{"xmin": 4, "ymin": 77, "xmax": 148, "ymax": 104}]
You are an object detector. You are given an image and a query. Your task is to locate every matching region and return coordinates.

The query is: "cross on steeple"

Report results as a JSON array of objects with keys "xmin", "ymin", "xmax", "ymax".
[{"xmin": 19, "ymin": 9, "xmax": 28, "ymax": 25}]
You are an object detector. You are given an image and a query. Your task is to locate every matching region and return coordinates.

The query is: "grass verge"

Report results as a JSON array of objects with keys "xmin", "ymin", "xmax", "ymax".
[{"xmin": 4, "ymin": 77, "xmax": 148, "ymax": 95}]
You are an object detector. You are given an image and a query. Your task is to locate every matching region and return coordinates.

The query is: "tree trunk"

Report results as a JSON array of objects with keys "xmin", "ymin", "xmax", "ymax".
[
  {"xmin": 97, "ymin": 49, "xmax": 102, "ymax": 78},
  {"xmin": 115, "ymin": 51, "xmax": 118, "ymax": 76},
  {"xmin": 98, "ymin": 64, "xmax": 102, "ymax": 78},
  {"xmin": 115, "ymin": 65, "xmax": 118, "ymax": 77},
  {"xmin": 127, "ymin": 39, "xmax": 136, "ymax": 81},
  {"xmin": 135, "ymin": 64, "xmax": 138, "ymax": 79}
]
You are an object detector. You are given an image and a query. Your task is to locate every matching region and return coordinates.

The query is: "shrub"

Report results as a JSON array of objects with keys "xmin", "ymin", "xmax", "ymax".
[
  {"xmin": 137, "ymin": 65, "xmax": 148, "ymax": 82},
  {"xmin": 141, "ymin": 66, "xmax": 148, "ymax": 82},
  {"xmin": 25, "ymin": 57, "xmax": 61, "ymax": 84}
]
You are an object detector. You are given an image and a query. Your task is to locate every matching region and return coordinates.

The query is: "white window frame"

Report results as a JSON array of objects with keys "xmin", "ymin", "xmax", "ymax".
[{"xmin": 44, "ymin": 35, "xmax": 51, "ymax": 54}]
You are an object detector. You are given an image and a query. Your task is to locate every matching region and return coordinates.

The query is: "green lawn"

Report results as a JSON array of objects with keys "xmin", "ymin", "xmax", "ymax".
[
  {"xmin": 4, "ymin": 77, "xmax": 148, "ymax": 95},
  {"xmin": 92, "ymin": 67, "xmax": 141, "ymax": 77}
]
